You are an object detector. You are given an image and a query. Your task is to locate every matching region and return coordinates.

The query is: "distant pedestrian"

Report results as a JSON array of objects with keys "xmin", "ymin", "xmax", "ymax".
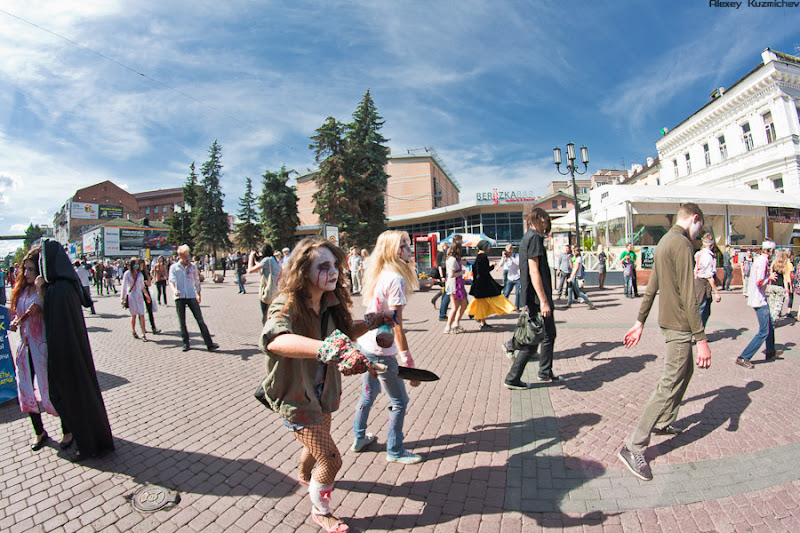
[
  {"xmin": 467, "ymin": 240, "xmax": 515, "ymax": 329},
  {"xmin": 565, "ymin": 245, "xmax": 595, "ymax": 310},
  {"xmin": 500, "ymin": 243, "xmax": 521, "ymax": 310},
  {"xmin": 620, "ymin": 243, "xmax": 637, "ymax": 298},
  {"xmin": 234, "ymin": 251, "xmax": 247, "ymax": 294},
  {"xmin": 767, "ymin": 250, "xmax": 790, "ymax": 321},
  {"xmin": 248, "ymin": 243, "xmax": 281, "ymax": 323},
  {"xmin": 786, "ymin": 250, "xmax": 797, "ymax": 318},
  {"xmin": 169, "ymin": 245, "xmax": 218, "ymax": 352},
  {"xmin": 94, "ymin": 261, "xmax": 105, "ymax": 295},
  {"xmin": 443, "ymin": 239, "xmax": 468, "ymax": 334},
  {"xmin": 619, "ymin": 203, "xmax": 709, "ymax": 481},
  {"xmin": 597, "ymin": 244, "xmax": 607, "ymax": 289},
  {"xmin": 555, "ymin": 245, "xmax": 571, "ymax": 299},
  {"xmin": 120, "ymin": 258, "xmax": 150, "ymax": 341},
  {"xmin": 430, "ymin": 242, "xmax": 450, "ymax": 320},
  {"xmin": 151, "ymin": 256, "xmax": 168, "ymax": 305},
  {"xmin": 348, "ymin": 246, "xmax": 362, "ymax": 294},
  {"xmin": 502, "ymin": 208, "xmax": 561, "ymax": 388},
  {"xmin": 141, "ymin": 259, "xmax": 160, "ymax": 335},
  {"xmin": 104, "ymin": 261, "xmax": 117, "ymax": 294},
  {"xmin": 741, "ymin": 251, "xmax": 753, "ymax": 297},
  {"xmin": 722, "ymin": 245, "xmax": 733, "ymax": 290},
  {"xmin": 73, "ymin": 260, "xmax": 96, "ymax": 315},
  {"xmin": 694, "ymin": 233, "xmax": 721, "ymax": 328},
  {"xmin": 280, "ymin": 247, "xmax": 291, "ymax": 269},
  {"xmin": 736, "ymin": 241, "xmax": 782, "ymax": 368}
]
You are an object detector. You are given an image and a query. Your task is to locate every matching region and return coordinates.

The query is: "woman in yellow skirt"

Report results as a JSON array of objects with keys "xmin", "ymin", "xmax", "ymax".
[{"xmin": 467, "ymin": 240, "xmax": 516, "ymax": 330}]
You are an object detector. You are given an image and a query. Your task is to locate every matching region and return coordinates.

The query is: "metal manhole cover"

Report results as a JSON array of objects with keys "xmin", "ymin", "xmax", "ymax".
[{"xmin": 131, "ymin": 485, "xmax": 180, "ymax": 512}]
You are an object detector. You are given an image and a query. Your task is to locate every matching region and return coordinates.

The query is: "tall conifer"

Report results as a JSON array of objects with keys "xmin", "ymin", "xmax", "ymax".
[
  {"xmin": 193, "ymin": 140, "xmax": 231, "ymax": 257},
  {"xmin": 260, "ymin": 165, "xmax": 299, "ymax": 249},
  {"xmin": 235, "ymin": 177, "xmax": 261, "ymax": 251}
]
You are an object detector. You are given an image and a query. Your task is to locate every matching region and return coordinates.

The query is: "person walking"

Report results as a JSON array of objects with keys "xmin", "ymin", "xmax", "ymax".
[
  {"xmin": 741, "ymin": 251, "xmax": 753, "ymax": 297},
  {"xmin": 467, "ymin": 240, "xmax": 516, "ymax": 329},
  {"xmin": 73, "ymin": 260, "xmax": 96, "ymax": 314},
  {"xmin": 722, "ymin": 245, "xmax": 733, "ymax": 291},
  {"xmin": 352, "ymin": 230, "xmax": 423, "ymax": 464},
  {"xmin": 94, "ymin": 261, "xmax": 105, "ymax": 296},
  {"xmin": 151, "ymin": 256, "xmax": 168, "ymax": 306},
  {"xmin": 348, "ymin": 247, "xmax": 362, "ymax": 294},
  {"xmin": 786, "ymin": 250, "xmax": 797, "ymax": 318},
  {"xmin": 234, "ymin": 251, "xmax": 247, "ymax": 294},
  {"xmin": 104, "ymin": 260, "xmax": 117, "ymax": 295},
  {"xmin": 8, "ymin": 247, "xmax": 73, "ymax": 451},
  {"xmin": 120, "ymin": 258, "xmax": 150, "ymax": 341},
  {"xmin": 259, "ymin": 236, "xmax": 381, "ymax": 532},
  {"xmin": 248, "ymin": 243, "xmax": 281, "ymax": 324},
  {"xmin": 169, "ymin": 245, "xmax": 219, "ymax": 352},
  {"xmin": 280, "ymin": 247, "xmax": 291, "ymax": 269},
  {"xmin": 554, "ymin": 245, "xmax": 571, "ymax": 299},
  {"xmin": 141, "ymin": 259, "xmax": 160, "ymax": 335},
  {"xmin": 618, "ymin": 203, "xmax": 709, "ymax": 481},
  {"xmin": 620, "ymin": 243, "xmax": 637, "ymax": 298},
  {"xmin": 565, "ymin": 244, "xmax": 596, "ymax": 310},
  {"xmin": 430, "ymin": 242, "xmax": 450, "ymax": 320},
  {"xmin": 597, "ymin": 244, "xmax": 607, "ymax": 289},
  {"xmin": 694, "ymin": 233, "xmax": 721, "ymax": 328},
  {"xmin": 502, "ymin": 209, "xmax": 561, "ymax": 388},
  {"xmin": 767, "ymin": 250, "xmax": 790, "ymax": 321},
  {"xmin": 443, "ymin": 240, "xmax": 468, "ymax": 334},
  {"xmin": 500, "ymin": 244, "xmax": 521, "ymax": 310}
]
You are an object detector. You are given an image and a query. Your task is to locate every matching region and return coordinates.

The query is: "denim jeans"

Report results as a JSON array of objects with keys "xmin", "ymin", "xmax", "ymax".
[
  {"xmin": 235, "ymin": 273, "xmax": 245, "ymax": 293},
  {"xmin": 740, "ymin": 305, "xmax": 774, "ymax": 361},
  {"xmin": 722, "ymin": 267, "xmax": 733, "ymax": 290},
  {"xmin": 624, "ymin": 275, "xmax": 633, "ymax": 297},
  {"xmin": 503, "ymin": 279, "xmax": 520, "ymax": 309},
  {"xmin": 566, "ymin": 279, "xmax": 591, "ymax": 305},
  {"xmin": 698, "ymin": 295, "xmax": 711, "ymax": 327},
  {"xmin": 439, "ymin": 291, "xmax": 451, "ymax": 319},
  {"xmin": 353, "ymin": 353, "xmax": 409, "ymax": 458}
]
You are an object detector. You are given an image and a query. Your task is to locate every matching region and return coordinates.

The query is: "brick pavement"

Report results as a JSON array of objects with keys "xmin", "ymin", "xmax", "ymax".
[{"xmin": 0, "ymin": 277, "xmax": 798, "ymax": 532}]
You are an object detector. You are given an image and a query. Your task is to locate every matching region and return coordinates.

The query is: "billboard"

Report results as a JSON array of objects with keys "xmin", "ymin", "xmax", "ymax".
[
  {"xmin": 82, "ymin": 228, "xmax": 102, "ymax": 255},
  {"xmin": 99, "ymin": 205, "xmax": 124, "ymax": 219},
  {"xmin": 71, "ymin": 202, "xmax": 99, "ymax": 220},
  {"xmin": 103, "ymin": 227, "xmax": 171, "ymax": 257}
]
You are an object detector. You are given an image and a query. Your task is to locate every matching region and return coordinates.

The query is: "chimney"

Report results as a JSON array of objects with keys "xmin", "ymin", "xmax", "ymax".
[{"xmin": 646, "ymin": 157, "xmax": 654, "ymax": 166}]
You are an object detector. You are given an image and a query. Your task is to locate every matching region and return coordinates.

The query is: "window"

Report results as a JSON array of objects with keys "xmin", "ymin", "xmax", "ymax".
[
  {"xmin": 703, "ymin": 144, "xmax": 711, "ymax": 167},
  {"xmin": 552, "ymin": 200, "xmax": 557, "ymax": 209},
  {"xmin": 748, "ymin": 182, "xmax": 759, "ymax": 190},
  {"xmin": 718, "ymin": 135, "xmax": 727, "ymax": 160},
  {"xmin": 145, "ymin": 207, "xmax": 150, "ymax": 214},
  {"xmin": 672, "ymin": 159, "xmax": 679, "ymax": 177},
  {"xmin": 154, "ymin": 206, "xmax": 159, "ymax": 214},
  {"xmin": 561, "ymin": 199, "xmax": 567, "ymax": 208},
  {"xmin": 164, "ymin": 205, "xmax": 169, "ymax": 214},
  {"xmin": 684, "ymin": 153, "xmax": 691, "ymax": 174},
  {"xmin": 772, "ymin": 176, "xmax": 784, "ymax": 193},
  {"xmin": 763, "ymin": 112, "xmax": 776, "ymax": 144},
  {"xmin": 742, "ymin": 122, "xmax": 754, "ymax": 151}
]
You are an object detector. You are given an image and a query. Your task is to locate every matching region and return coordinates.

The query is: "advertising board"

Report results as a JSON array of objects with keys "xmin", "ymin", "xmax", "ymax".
[
  {"xmin": 103, "ymin": 227, "xmax": 171, "ymax": 257},
  {"xmin": 99, "ymin": 205, "xmax": 124, "ymax": 219},
  {"xmin": 70, "ymin": 202, "xmax": 99, "ymax": 220}
]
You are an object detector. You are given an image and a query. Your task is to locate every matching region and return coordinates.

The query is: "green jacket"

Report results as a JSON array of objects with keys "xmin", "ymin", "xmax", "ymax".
[{"xmin": 259, "ymin": 293, "xmax": 343, "ymax": 425}]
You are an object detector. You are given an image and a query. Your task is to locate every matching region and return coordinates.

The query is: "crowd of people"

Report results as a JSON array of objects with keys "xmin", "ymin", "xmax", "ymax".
[{"xmin": 2, "ymin": 214, "xmax": 798, "ymax": 532}]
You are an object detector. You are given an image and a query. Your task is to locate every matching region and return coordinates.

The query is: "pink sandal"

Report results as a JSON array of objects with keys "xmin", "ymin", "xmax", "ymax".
[
  {"xmin": 298, "ymin": 474, "xmax": 310, "ymax": 485},
  {"xmin": 312, "ymin": 513, "xmax": 349, "ymax": 533}
]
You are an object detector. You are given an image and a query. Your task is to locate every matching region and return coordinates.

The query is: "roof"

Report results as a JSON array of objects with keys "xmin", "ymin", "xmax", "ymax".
[
  {"xmin": 133, "ymin": 188, "xmax": 183, "ymax": 199},
  {"xmin": 97, "ymin": 217, "xmax": 171, "ymax": 230},
  {"xmin": 591, "ymin": 185, "xmax": 800, "ymax": 210}
]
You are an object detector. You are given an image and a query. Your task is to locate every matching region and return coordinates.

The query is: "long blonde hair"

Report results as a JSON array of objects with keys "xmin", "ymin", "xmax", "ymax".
[
  {"xmin": 771, "ymin": 250, "xmax": 789, "ymax": 275},
  {"xmin": 361, "ymin": 230, "xmax": 418, "ymax": 302}
]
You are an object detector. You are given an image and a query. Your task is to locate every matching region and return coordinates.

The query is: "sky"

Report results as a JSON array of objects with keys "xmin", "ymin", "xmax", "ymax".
[{"xmin": 1, "ymin": 0, "xmax": 799, "ymax": 256}]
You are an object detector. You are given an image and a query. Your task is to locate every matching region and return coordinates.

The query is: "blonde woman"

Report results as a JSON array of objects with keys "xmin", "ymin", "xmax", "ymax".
[
  {"xmin": 352, "ymin": 230, "xmax": 422, "ymax": 464},
  {"xmin": 444, "ymin": 238, "xmax": 468, "ymax": 334}
]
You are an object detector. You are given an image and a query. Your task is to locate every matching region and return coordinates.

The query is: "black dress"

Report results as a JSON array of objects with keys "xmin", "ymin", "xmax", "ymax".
[
  {"xmin": 39, "ymin": 240, "xmax": 114, "ymax": 458},
  {"xmin": 469, "ymin": 253, "xmax": 502, "ymax": 298}
]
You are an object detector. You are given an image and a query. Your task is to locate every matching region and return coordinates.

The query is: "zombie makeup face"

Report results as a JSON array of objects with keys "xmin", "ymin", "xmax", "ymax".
[
  {"xmin": 399, "ymin": 237, "xmax": 413, "ymax": 263},
  {"xmin": 22, "ymin": 260, "xmax": 38, "ymax": 285},
  {"xmin": 308, "ymin": 247, "xmax": 339, "ymax": 292}
]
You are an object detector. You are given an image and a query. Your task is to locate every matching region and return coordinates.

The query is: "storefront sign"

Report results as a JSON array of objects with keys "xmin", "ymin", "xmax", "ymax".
[
  {"xmin": 767, "ymin": 207, "xmax": 800, "ymax": 224},
  {"xmin": 323, "ymin": 225, "xmax": 339, "ymax": 247},
  {"xmin": 70, "ymin": 202, "xmax": 99, "ymax": 220},
  {"xmin": 99, "ymin": 205, "xmax": 124, "ymax": 219},
  {"xmin": 476, "ymin": 188, "xmax": 537, "ymax": 205},
  {"xmin": 0, "ymin": 305, "xmax": 17, "ymax": 404}
]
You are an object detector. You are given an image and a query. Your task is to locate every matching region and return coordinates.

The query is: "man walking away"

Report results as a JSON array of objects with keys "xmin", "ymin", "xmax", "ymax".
[
  {"xmin": 694, "ymin": 233, "xmax": 721, "ymax": 328},
  {"xmin": 502, "ymin": 208, "xmax": 562, "ymax": 388},
  {"xmin": 431, "ymin": 242, "xmax": 451, "ymax": 320},
  {"xmin": 73, "ymin": 260, "xmax": 96, "ymax": 315},
  {"xmin": 555, "ymin": 245, "xmax": 571, "ymax": 300},
  {"xmin": 722, "ymin": 245, "xmax": 733, "ymax": 291},
  {"xmin": 501, "ymin": 244, "xmax": 521, "ymax": 311},
  {"xmin": 618, "ymin": 203, "xmax": 709, "ymax": 481},
  {"xmin": 169, "ymin": 245, "xmax": 219, "ymax": 353}
]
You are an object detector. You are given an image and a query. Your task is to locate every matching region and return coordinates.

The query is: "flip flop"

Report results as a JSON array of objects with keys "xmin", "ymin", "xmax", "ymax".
[{"xmin": 311, "ymin": 513, "xmax": 349, "ymax": 533}]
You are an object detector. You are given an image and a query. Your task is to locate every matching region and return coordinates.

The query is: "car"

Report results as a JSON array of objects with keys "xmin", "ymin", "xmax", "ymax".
[{"xmin": 143, "ymin": 234, "xmax": 168, "ymax": 248}]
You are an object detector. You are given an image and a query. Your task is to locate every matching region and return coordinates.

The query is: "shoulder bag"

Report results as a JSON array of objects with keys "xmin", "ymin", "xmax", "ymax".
[
  {"xmin": 259, "ymin": 259, "xmax": 276, "ymax": 304},
  {"xmin": 512, "ymin": 305, "xmax": 545, "ymax": 348}
]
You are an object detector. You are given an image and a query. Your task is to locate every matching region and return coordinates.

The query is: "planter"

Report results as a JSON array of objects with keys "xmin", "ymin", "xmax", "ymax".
[{"xmin": 418, "ymin": 278, "xmax": 433, "ymax": 291}]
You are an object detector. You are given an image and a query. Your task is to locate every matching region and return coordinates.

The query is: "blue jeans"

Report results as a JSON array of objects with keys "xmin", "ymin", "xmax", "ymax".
[
  {"xmin": 624, "ymin": 275, "xmax": 633, "ymax": 297},
  {"xmin": 740, "ymin": 305, "xmax": 774, "ymax": 361},
  {"xmin": 235, "ymin": 273, "xmax": 245, "ymax": 293},
  {"xmin": 722, "ymin": 267, "xmax": 733, "ymax": 290},
  {"xmin": 503, "ymin": 279, "xmax": 520, "ymax": 309},
  {"xmin": 698, "ymin": 296, "xmax": 711, "ymax": 327},
  {"xmin": 439, "ymin": 291, "xmax": 451, "ymax": 319},
  {"xmin": 353, "ymin": 353, "xmax": 409, "ymax": 458},
  {"xmin": 567, "ymin": 279, "xmax": 591, "ymax": 305}
]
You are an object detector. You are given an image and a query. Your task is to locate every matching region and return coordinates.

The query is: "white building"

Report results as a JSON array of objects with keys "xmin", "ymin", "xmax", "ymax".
[{"xmin": 656, "ymin": 48, "xmax": 800, "ymax": 197}]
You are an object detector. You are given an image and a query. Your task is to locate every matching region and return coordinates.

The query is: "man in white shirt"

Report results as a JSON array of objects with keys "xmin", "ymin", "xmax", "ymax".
[
  {"xmin": 348, "ymin": 246, "xmax": 362, "ymax": 294},
  {"xmin": 280, "ymin": 247, "xmax": 291, "ymax": 269},
  {"xmin": 500, "ymin": 244, "xmax": 521, "ymax": 310},
  {"xmin": 694, "ymin": 233, "xmax": 721, "ymax": 327},
  {"xmin": 73, "ymin": 260, "xmax": 96, "ymax": 314},
  {"xmin": 736, "ymin": 241, "xmax": 781, "ymax": 368},
  {"xmin": 169, "ymin": 245, "xmax": 218, "ymax": 352}
]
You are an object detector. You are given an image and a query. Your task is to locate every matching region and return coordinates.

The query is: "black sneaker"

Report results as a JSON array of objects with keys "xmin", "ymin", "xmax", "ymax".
[
  {"xmin": 537, "ymin": 374, "xmax": 564, "ymax": 382},
  {"xmin": 735, "ymin": 357, "xmax": 754, "ymax": 369},
  {"xmin": 182, "ymin": 345, "xmax": 190, "ymax": 352},
  {"xmin": 618, "ymin": 445, "xmax": 652, "ymax": 481},
  {"xmin": 207, "ymin": 343, "xmax": 220, "ymax": 352},
  {"xmin": 504, "ymin": 381, "xmax": 535, "ymax": 390},
  {"xmin": 653, "ymin": 425, "xmax": 682, "ymax": 436}
]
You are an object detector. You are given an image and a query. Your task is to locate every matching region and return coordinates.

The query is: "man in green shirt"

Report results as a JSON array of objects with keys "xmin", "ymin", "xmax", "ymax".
[
  {"xmin": 618, "ymin": 203, "xmax": 710, "ymax": 481},
  {"xmin": 620, "ymin": 243, "xmax": 639, "ymax": 297}
]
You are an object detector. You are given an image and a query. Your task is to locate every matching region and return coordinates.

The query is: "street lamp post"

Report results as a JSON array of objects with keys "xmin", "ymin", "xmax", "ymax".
[{"xmin": 553, "ymin": 143, "xmax": 589, "ymax": 252}]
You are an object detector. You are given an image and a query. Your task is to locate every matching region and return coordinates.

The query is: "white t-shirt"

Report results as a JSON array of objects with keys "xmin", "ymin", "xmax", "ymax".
[
  {"xmin": 74, "ymin": 265, "xmax": 91, "ymax": 287},
  {"xmin": 357, "ymin": 270, "xmax": 407, "ymax": 356}
]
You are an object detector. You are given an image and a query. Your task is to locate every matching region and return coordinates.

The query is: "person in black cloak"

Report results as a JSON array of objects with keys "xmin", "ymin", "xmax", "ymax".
[{"xmin": 38, "ymin": 239, "xmax": 114, "ymax": 461}]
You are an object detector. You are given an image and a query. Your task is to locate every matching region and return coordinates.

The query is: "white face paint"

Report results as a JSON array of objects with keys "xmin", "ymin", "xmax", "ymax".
[
  {"xmin": 308, "ymin": 247, "xmax": 339, "ymax": 292},
  {"xmin": 399, "ymin": 237, "xmax": 413, "ymax": 263}
]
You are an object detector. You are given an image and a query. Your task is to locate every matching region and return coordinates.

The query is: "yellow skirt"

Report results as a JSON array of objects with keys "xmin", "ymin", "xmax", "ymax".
[{"xmin": 467, "ymin": 295, "xmax": 516, "ymax": 320}]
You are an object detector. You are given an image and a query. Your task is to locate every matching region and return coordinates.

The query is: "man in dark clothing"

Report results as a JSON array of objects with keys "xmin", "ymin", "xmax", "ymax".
[
  {"xmin": 722, "ymin": 245, "xmax": 733, "ymax": 290},
  {"xmin": 502, "ymin": 208, "xmax": 561, "ymax": 389},
  {"xmin": 430, "ymin": 242, "xmax": 450, "ymax": 320},
  {"xmin": 618, "ymin": 203, "xmax": 710, "ymax": 481}
]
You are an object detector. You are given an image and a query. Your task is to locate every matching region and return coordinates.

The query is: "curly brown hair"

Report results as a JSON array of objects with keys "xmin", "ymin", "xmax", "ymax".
[{"xmin": 276, "ymin": 236, "xmax": 354, "ymax": 338}]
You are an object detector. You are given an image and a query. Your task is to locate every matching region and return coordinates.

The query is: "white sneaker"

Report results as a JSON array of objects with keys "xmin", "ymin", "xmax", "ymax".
[
  {"xmin": 351, "ymin": 434, "xmax": 376, "ymax": 453},
  {"xmin": 387, "ymin": 451, "xmax": 423, "ymax": 464},
  {"xmin": 443, "ymin": 326, "xmax": 452, "ymax": 334}
]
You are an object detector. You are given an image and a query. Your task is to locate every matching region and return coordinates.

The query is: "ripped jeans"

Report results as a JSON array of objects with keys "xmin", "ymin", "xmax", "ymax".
[{"xmin": 353, "ymin": 353, "xmax": 409, "ymax": 458}]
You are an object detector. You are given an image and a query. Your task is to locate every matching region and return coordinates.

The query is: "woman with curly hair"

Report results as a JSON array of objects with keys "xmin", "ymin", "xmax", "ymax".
[
  {"xmin": 8, "ymin": 246, "xmax": 72, "ymax": 451},
  {"xmin": 259, "ymin": 236, "xmax": 391, "ymax": 533}
]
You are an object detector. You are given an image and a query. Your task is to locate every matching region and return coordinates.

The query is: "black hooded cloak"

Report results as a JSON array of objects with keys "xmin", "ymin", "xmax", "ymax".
[
  {"xmin": 469, "ymin": 240, "xmax": 503, "ymax": 298},
  {"xmin": 39, "ymin": 239, "xmax": 114, "ymax": 457}
]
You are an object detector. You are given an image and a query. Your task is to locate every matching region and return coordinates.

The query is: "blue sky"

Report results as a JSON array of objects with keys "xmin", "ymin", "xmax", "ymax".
[{"xmin": 1, "ymin": 1, "xmax": 799, "ymax": 255}]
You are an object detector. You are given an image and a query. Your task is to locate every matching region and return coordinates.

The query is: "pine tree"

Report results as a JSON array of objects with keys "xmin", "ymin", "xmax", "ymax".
[
  {"xmin": 193, "ymin": 140, "xmax": 231, "ymax": 257},
  {"xmin": 23, "ymin": 223, "xmax": 44, "ymax": 250},
  {"xmin": 346, "ymin": 89, "xmax": 389, "ymax": 245},
  {"xmin": 260, "ymin": 165, "xmax": 299, "ymax": 249},
  {"xmin": 235, "ymin": 177, "xmax": 261, "ymax": 251},
  {"xmin": 166, "ymin": 162, "xmax": 200, "ymax": 248}
]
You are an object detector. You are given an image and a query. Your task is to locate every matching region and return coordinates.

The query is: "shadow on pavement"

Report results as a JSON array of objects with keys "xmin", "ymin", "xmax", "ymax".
[
  {"xmin": 96, "ymin": 371, "xmax": 130, "ymax": 392},
  {"xmin": 562, "ymin": 353, "xmax": 658, "ymax": 392},
  {"xmin": 705, "ymin": 327, "xmax": 747, "ymax": 342},
  {"xmin": 556, "ymin": 340, "xmax": 624, "ymax": 361},
  {"xmin": 80, "ymin": 438, "xmax": 295, "ymax": 498}
]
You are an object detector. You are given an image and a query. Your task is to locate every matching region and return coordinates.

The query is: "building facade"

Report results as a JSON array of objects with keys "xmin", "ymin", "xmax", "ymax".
[
  {"xmin": 53, "ymin": 180, "xmax": 138, "ymax": 246},
  {"xmin": 134, "ymin": 188, "xmax": 184, "ymax": 221},
  {"xmin": 656, "ymin": 48, "xmax": 800, "ymax": 197}
]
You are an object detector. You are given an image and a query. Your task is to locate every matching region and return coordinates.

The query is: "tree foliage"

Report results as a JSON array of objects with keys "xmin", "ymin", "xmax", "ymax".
[
  {"xmin": 235, "ymin": 176, "xmax": 261, "ymax": 251},
  {"xmin": 310, "ymin": 90, "xmax": 389, "ymax": 247},
  {"xmin": 260, "ymin": 165, "xmax": 299, "ymax": 250},
  {"xmin": 193, "ymin": 140, "xmax": 231, "ymax": 256},
  {"xmin": 166, "ymin": 162, "xmax": 200, "ymax": 248},
  {"xmin": 23, "ymin": 223, "xmax": 44, "ymax": 249}
]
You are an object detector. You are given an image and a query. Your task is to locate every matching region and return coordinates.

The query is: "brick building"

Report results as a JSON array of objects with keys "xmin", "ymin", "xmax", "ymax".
[
  {"xmin": 134, "ymin": 188, "xmax": 184, "ymax": 222},
  {"xmin": 53, "ymin": 180, "xmax": 138, "ymax": 245}
]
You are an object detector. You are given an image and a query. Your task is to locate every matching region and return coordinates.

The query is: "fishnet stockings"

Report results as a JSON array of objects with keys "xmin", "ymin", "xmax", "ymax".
[{"xmin": 294, "ymin": 414, "xmax": 342, "ymax": 485}]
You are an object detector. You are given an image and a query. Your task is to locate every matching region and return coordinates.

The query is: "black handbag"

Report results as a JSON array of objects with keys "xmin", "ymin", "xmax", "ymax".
[{"xmin": 512, "ymin": 305, "xmax": 545, "ymax": 347}]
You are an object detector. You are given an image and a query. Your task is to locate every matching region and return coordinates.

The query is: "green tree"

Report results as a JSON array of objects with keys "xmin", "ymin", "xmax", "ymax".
[
  {"xmin": 23, "ymin": 223, "xmax": 44, "ymax": 249},
  {"xmin": 346, "ymin": 89, "xmax": 389, "ymax": 245},
  {"xmin": 193, "ymin": 140, "xmax": 231, "ymax": 257},
  {"xmin": 235, "ymin": 177, "xmax": 261, "ymax": 251},
  {"xmin": 166, "ymin": 162, "xmax": 200, "ymax": 248},
  {"xmin": 260, "ymin": 165, "xmax": 299, "ymax": 249}
]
